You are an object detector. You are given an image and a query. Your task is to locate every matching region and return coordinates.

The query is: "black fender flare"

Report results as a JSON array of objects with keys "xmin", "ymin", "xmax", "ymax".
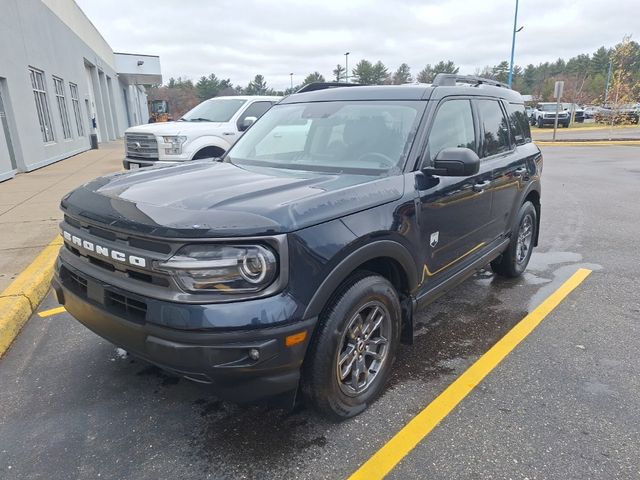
[
  {"xmin": 303, "ymin": 240, "xmax": 420, "ymax": 320},
  {"xmin": 520, "ymin": 181, "xmax": 541, "ymax": 247}
]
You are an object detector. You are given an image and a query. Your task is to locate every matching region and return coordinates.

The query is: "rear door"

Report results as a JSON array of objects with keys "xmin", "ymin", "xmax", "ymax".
[
  {"xmin": 416, "ymin": 98, "xmax": 493, "ymax": 284},
  {"xmin": 486, "ymin": 101, "xmax": 531, "ymax": 237}
]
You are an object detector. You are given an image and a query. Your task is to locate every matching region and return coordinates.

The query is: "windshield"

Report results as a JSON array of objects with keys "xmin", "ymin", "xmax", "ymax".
[
  {"xmin": 226, "ymin": 101, "xmax": 422, "ymax": 175},
  {"xmin": 538, "ymin": 104, "xmax": 558, "ymax": 111},
  {"xmin": 181, "ymin": 98, "xmax": 246, "ymax": 122}
]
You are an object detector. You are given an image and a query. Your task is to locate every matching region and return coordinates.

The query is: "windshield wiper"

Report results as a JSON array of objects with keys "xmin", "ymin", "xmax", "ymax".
[{"xmin": 184, "ymin": 117, "xmax": 212, "ymax": 122}]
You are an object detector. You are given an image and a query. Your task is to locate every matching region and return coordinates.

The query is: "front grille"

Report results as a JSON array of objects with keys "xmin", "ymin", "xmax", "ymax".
[
  {"xmin": 106, "ymin": 291, "xmax": 147, "ymax": 323},
  {"xmin": 61, "ymin": 266, "xmax": 87, "ymax": 295},
  {"xmin": 60, "ymin": 265, "xmax": 148, "ymax": 324},
  {"xmin": 64, "ymin": 242, "xmax": 169, "ymax": 287},
  {"xmin": 125, "ymin": 133, "xmax": 158, "ymax": 160}
]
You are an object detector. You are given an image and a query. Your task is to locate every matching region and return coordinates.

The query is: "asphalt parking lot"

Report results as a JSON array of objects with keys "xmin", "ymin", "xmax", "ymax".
[
  {"xmin": 532, "ymin": 124, "xmax": 640, "ymax": 141},
  {"xmin": 1, "ymin": 145, "xmax": 639, "ymax": 479}
]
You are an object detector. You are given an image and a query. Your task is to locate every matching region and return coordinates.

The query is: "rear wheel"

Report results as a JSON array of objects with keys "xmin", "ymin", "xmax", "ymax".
[
  {"xmin": 302, "ymin": 274, "xmax": 400, "ymax": 421},
  {"xmin": 491, "ymin": 201, "xmax": 537, "ymax": 278}
]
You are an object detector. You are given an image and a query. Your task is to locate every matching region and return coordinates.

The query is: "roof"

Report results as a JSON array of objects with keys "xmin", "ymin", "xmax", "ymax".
[
  {"xmin": 210, "ymin": 95, "xmax": 283, "ymax": 101},
  {"xmin": 280, "ymin": 82, "xmax": 524, "ymax": 104}
]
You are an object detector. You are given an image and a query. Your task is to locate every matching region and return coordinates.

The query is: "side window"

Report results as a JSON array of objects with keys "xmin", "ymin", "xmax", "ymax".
[
  {"xmin": 506, "ymin": 103, "xmax": 531, "ymax": 146},
  {"xmin": 426, "ymin": 99, "xmax": 476, "ymax": 163},
  {"xmin": 477, "ymin": 99, "xmax": 510, "ymax": 157},
  {"xmin": 237, "ymin": 101, "xmax": 273, "ymax": 129}
]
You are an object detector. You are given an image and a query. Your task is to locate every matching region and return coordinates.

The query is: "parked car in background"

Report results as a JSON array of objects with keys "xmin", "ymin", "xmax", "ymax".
[
  {"xmin": 123, "ymin": 96, "xmax": 281, "ymax": 170},
  {"xmin": 562, "ymin": 103, "xmax": 585, "ymax": 123},
  {"xmin": 531, "ymin": 102, "xmax": 570, "ymax": 128},
  {"xmin": 583, "ymin": 105, "xmax": 601, "ymax": 119},
  {"xmin": 594, "ymin": 104, "xmax": 640, "ymax": 125},
  {"xmin": 525, "ymin": 105, "xmax": 534, "ymax": 123}
]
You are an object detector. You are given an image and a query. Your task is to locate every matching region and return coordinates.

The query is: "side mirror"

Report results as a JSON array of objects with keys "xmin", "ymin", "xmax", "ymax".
[
  {"xmin": 239, "ymin": 116, "xmax": 257, "ymax": 131},
  {"xmin": 423, "ymin": 147, "xmax": 480, "ymax": 177}
]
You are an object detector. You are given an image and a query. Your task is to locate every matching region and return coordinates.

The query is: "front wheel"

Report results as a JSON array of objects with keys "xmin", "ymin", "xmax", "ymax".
[
  {"xmin": 302, "ymin": 274, "xmax": 401, "ymax": 421},
  {"xmin": 537, "ymin": 117, "xmax": 544, "ymax": 128},
  {"xmin": 491, "ymin": 201, "xmax": 537, "ymax": 278}
]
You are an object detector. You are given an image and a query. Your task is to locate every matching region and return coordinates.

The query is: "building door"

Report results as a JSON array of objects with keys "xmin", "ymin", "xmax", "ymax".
[
  {"xmin": 0, "ymin": 86, "xmax": 17, "ymax": 170},
  {"xmin": 85, "ymin": 65, "xmax": 101, "ymax": 142},
  {"xmin": 123, "ymin": 88, "xmax": 132, "ymax": 127}
]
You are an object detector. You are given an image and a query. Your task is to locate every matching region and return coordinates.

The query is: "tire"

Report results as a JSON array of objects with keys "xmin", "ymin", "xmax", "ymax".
[
  {"xmin": 537, "ymin": 117, "xmax": 543, "ymax": 128},
  {"xmin": 302, "ymin": 273, "xmax": 401, "ymax": 421},
  {"xmin": 491, "ymin": 201, "xmax": 537, "ymax": 278},
  {"xmin": 563, "ymin": 122, "xmax": 570, "ymax": 128}
]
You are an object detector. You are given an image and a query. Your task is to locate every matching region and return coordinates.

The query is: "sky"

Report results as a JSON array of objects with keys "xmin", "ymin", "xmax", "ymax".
[{"xmin": 75, "ymin": 0, "xmax": 638, "ymax": 91}]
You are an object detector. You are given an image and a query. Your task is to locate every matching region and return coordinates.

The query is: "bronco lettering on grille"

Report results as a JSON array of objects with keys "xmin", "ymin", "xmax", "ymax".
[{"xmin": 63, "ymin": 231, "xmax": 147, "ymax": 268}]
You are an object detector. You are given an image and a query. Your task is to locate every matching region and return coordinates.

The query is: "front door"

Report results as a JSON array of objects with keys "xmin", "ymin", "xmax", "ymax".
[{"xmin": 416, "ymin": 98, "xmax": 493, "ymax": 287}]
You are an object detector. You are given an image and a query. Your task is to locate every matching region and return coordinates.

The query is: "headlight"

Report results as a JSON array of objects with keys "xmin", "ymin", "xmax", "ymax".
[
  {"xmin": 155, "ymin": 244, "xmax": 278, "ymax": 293},
  {"xmin": 162, "ymin": 135, "xmax": 187, "ymax": 155}
]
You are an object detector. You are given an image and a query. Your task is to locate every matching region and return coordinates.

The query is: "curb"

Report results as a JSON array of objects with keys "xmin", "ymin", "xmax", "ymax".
[{"xmin": 0, "ymin": 236, "xmax": 62, "ymax": 357}]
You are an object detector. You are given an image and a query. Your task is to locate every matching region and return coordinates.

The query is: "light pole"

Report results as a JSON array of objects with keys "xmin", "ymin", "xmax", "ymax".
[
  {"xmin": 289, "ymin": 73, "xmax": 293, "ymax": 91},
  {"xmin": 507, "ymin": 0, "xmax": 522, "ymax": 88},
  {"xmin": 344, "ymin": 52, "xmax": 350, "ymax": 83}
]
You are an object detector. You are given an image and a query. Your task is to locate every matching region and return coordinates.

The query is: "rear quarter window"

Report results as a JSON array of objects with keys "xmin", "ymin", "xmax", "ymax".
[{"xmin": 507, "ymin": 103, "xmax": 532, "ymax": 146}]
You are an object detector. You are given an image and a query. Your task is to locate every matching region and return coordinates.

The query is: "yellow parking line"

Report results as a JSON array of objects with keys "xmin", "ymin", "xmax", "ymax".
[
  {"xmin": 348, "ymin": 268, "xmax": 592, "ymax": 480},
  {"xmin": 37, "ymin": 306, "xmax": 66, "ymax": 318}
]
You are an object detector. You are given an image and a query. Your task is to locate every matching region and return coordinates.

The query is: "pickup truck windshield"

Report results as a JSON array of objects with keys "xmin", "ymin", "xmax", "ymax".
[
  {"xmin": 538, "ymin": 104, "xmax": 559, "ymax": 111},
  {"xmin": 226, "ymin": 101, "xmax": 422, "ymax": 174},
  {"xmin": 181, "ymin": 98, "xmax": 246, "ymax": 122}
]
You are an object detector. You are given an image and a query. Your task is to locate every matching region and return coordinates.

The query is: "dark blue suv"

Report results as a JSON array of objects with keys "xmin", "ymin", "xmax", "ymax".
[{"xmin": 53, "ymin": 75, "xmax": 542, "ymax": 420}]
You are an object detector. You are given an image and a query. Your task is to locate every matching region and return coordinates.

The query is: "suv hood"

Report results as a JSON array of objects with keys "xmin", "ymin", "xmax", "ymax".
[
  {"xmin": 125, "ymin": 121, "xmax": 226, "ymax": 136},
  {"xmin": 61, "ymin": 162, "xmax": 405, "ymax": 238}
]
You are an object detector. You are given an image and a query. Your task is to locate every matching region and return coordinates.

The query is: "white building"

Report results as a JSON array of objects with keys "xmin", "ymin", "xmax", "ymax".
[{"xmin": 0, "ymin": 0, "xmax": 162, "ymax": 182}]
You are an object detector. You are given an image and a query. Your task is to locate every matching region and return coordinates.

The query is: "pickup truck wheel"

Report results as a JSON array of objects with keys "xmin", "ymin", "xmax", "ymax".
[
  {"xmin": 302, "ymin": 273, "xmax": 400, "ymax": 421},
  {"xmin": 491, "ymin": 201, "xmax": 537, "ymax": 278},
  {"xmin": 537, "ymin": 117, "xmax": 543, "ymax": 128}
]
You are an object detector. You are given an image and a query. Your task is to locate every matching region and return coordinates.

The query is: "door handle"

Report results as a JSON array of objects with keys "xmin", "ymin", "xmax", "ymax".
[
  {"xmin": 514, "ymin": 167, "xmax": 527, "ymax": 177},
  {"xmin": 222, "ymin": 132, "xmax": 236, "ymax": 136},
  {"xmin": 472, "ymin": 180, "xmax": 491, "ymax": 192}
]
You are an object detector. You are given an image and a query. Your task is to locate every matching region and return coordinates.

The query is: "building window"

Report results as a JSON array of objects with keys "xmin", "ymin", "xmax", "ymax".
[
  {"xmin": 69, "ymin": 83, "xmax": 84, "ymax": 137},
  {"xmin": 53, "ymin": 77, "xmax": 72, "ymax": 139},
  {"xmin": 29, "ymin": 68, "xmax": 55, "ymax": 143}
]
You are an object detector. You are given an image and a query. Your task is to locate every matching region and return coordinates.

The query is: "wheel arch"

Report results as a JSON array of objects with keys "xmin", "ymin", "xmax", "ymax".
[
  {"xmin": 523, "ymin": 188, "xmax": 541, "ymax": 247},
  {"xmin": 303, "ymin": 240, "xmax": 420, "ymax": 344},
  {"xmin": 192, "ymin": 145, "xmax": 226, "ymax": 160}
]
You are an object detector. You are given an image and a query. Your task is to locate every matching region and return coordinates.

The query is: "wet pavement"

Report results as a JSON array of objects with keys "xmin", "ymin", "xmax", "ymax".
[{"xmin": 1, "ymin": 146, "xmax": 639, "ymax": 479}]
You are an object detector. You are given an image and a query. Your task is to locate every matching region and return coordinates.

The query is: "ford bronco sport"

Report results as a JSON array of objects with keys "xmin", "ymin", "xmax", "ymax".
[{"xmin": 53, "ymin": 75, "xmax": 542, "ymax": 420}]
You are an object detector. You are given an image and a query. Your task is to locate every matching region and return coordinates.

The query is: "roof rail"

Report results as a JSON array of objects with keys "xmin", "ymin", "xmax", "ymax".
[
  {"xmin": 432, "ymin": 74, "xmax": 510, "ymax": 89},
  {"xmin": 295, "ymin": 82, "xmax": 361, "ymax": 93}
]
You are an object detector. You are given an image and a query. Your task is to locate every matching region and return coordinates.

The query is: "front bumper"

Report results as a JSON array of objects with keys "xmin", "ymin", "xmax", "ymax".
[
  {"xmin": 539, "ymin": 116, "xmax": 569, "ymax": 125},
  {"xmin": 53, "ymin": 260, "xmax": 315, "ymax": 404},
  {"xmin": 123, "ymin": 157, "xmax": 186, "ymax": 170}
]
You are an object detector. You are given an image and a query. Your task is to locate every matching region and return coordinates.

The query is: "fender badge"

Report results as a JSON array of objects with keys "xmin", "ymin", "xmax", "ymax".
[{"xmin": 430, "ymin": 231, "xmax": 439, "ymax": 248}]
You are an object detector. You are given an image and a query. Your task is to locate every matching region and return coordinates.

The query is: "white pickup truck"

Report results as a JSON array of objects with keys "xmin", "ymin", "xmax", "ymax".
[{"xmin": 123, "ymin": 96, "xmax": 281, "ymax": 169}]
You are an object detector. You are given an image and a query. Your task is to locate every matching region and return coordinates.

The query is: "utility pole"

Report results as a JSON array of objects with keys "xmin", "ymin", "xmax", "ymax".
[
  {"xmin": 604, "ymin": 59, "xmax": 613, "ymax": 104},
  {"xmin": 507, "ymin": 0, "xmax": 520, "ymax": 88},
  {"xmin": 344, "ymin": 52, "xmax": 350, "ymax": 83}
]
